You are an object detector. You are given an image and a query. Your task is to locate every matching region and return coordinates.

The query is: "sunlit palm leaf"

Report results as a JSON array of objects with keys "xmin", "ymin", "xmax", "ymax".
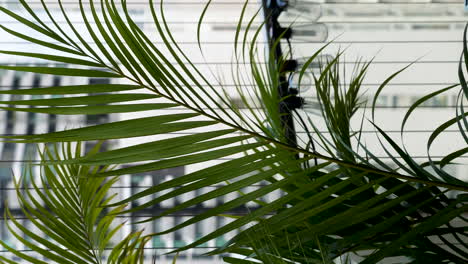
[
  {"xmin": 0, "ymin": 1, "xmax": 466, "ymax": 263},
  {"xmin": 0, "ymin": 142, "xmax": 149, "ymax": 263}
]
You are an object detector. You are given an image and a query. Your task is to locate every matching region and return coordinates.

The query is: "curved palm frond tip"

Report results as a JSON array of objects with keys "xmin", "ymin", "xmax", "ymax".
[
  {"xmin": 0, "ymin": 0, "xmax": 466, "ymax": 263},
  {"xmin": 0, "ymin": 142, "xmax": 149, "ymax": 263}
]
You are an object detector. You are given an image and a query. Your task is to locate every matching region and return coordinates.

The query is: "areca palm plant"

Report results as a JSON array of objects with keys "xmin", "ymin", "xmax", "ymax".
[
  {"xmin": 0, "ymin": 142, "xmax": 151, "ymax": 263},
  {"xmin": 0, "ymin": 0, "xmax": 467, "ymax": 263}
]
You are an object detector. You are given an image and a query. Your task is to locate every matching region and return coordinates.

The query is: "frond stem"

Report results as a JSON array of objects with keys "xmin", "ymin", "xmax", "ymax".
[{"xmin": 120, "ymin": 72, "xmax": 468, "ymax": 192}]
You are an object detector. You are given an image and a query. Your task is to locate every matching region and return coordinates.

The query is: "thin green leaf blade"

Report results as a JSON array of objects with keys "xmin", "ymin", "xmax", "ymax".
[
  {"xmin": 0, "ymin": 94, "xmax": 159, "ymax": 106},
  {"xmin": 0, "ymin": 103, "xmax": 176, "ymax": 115},
  {"xmin": 0, "ymin": 84, "xmax": 142, "ymax": 95},
  {"xmin": 0, "ymin": 65, "xmax": 121, "ymax": 78}
]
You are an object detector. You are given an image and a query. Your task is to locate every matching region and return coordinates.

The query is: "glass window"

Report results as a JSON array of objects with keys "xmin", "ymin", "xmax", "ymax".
[
  {"xmin": 1, "ymin": 144, "xmax": 16, "ymax": 163},
  {"xmin": 23, "ymin": 144, "xmax": 37, "ymax": 162},
  {"xmin": 432, "ymin": 95, "xmax": 448, "ymax": 107},
  {"xmin": 0, "ymin": 165, "xmax": 12, "ymax": 180},
  {"xmin": 374, "ymin": 95, "xmax": 388, "ymax": 107},
  {"xmin": 392, "ymin": 95, "xmax": 399, "ymax": 108}
]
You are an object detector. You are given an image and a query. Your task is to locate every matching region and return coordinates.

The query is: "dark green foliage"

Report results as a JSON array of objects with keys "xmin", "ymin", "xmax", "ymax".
[{"xmin": 0, "ymin": 1, "xmax": 466, "ymax": 263}]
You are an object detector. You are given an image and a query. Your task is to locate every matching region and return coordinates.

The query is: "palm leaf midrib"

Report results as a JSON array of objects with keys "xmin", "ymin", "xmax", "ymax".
[
  {"xmin": 16, "ymin": 9, "xmax": 466, "ymax": 193},
  {"xmin": 77, "ymin": 2, "xmax": 468, "ymax": 191},
  {"xmin": 2, "ymin": 0, "xmax": 451, "ymax": 192},
  {"xmin": 97, "ymin": 66, "xmax": 468, "ymax": 192},
  {"xmin": 75, "ymin": 175, "xmax": 103, "ymax": 264},
  {"xmin": 46, "ymin": 159, "xmax": 102, "ymax": 263}
]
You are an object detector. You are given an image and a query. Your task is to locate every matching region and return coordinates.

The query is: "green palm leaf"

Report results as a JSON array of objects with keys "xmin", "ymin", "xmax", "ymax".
[
  {"xmin": 0, "ymin": 1, "xmax": 466, "ymax": 263},
  {"xmin": 0, "ymin": 142, "xmax": 149, "ymax": 263}
]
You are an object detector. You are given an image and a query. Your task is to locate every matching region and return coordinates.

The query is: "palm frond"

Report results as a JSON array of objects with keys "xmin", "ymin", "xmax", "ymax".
[
  {"xmin": 0, "ymin": 1, "xmax": 467, "ymax": 263},
  {"xmin": 0, "ymin": 142, "xmax": 149, "ymax": 263}
]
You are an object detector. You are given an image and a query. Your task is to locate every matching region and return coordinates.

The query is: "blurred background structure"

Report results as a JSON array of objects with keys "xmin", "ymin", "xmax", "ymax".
[{"xmin": 0, "ymin": 0, "xmax": 466, "ymax": 263}]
